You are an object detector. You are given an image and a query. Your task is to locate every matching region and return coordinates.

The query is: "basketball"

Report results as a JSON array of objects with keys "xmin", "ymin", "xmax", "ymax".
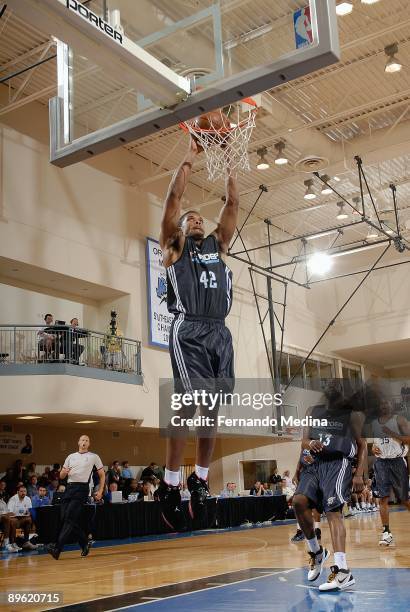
[{"xmin": 194, "ymin": 110, "xmax": 231, "ymax": 132}]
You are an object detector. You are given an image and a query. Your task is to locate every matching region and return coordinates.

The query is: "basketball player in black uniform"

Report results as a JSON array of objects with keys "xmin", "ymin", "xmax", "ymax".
[
  {"xmin": 157, "ymin": 135, "xmax": 237, "ymax": 530},
  {"xmin": 293, "ymin": 381, "xmax": 366, "ymax": 591}
]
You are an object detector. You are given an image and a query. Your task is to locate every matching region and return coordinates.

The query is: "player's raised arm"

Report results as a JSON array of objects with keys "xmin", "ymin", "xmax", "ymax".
[
  {"xmin": 159, "ymin": 137, "xmax": 199, "ymax": 252},
  {"xmin": 213, "ymin": 172, "xmax": 239, "ymax": 253}
]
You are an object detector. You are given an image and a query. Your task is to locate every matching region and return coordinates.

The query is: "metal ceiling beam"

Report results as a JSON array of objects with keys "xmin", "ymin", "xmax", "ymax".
[{"xmin": 0, "ymin": 41, "xmax": 55, "ymax": 73}]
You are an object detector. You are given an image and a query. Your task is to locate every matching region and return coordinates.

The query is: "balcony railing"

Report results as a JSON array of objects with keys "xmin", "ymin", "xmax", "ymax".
[{"xmin": 0, "ymin": 325, "xmax": 142, "ymax": 375}]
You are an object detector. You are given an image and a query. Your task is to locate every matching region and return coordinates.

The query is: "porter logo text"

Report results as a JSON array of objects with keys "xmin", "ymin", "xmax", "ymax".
[{"xmin": 65, "ymin": 0, "xmax": 123, "ymax": 45}]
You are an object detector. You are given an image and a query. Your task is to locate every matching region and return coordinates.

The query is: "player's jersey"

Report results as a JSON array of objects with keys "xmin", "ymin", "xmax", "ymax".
[
  {"xmin": 308, "ymin": 404, "xmax": 357, "ymax": 459},
  {"xmin": 372, "ymin": 415, "xmax": 408, "ymax": 459},
  {"xmin": 166, "ymin": 234, "xmax": 233, "ymax": 319}
]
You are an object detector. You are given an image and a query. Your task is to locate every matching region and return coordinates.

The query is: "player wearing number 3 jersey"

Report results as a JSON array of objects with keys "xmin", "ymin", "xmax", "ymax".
[
  {"xmin": 156, "ymin": 136, "xmax": 237, "ymax": 532},
  {"xmin": 293, "ymin": 380, "xmax": 366, "ymax": 592}
]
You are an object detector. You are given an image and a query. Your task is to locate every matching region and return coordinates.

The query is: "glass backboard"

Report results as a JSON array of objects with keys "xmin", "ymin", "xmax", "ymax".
[{"xmin": 8, "ymin": 0, "xmax": 340, "ymax": 166}]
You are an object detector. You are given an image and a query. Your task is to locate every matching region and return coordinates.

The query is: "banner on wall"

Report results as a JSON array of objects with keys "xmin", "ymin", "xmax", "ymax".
[
  {"xmin": 293, "ymin": 6, "xmax": 313, "ymax": 49},
  {"xmin": 146, "ymin": 238, "xmax": 173, "ymax": 349},
  {"xmin": 0, "ymin": 433, "xmax": 33, "ymax": 455}
]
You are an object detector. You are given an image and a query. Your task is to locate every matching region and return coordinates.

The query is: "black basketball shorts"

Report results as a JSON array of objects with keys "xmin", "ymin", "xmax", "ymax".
[
  {"xmin": 169, "ymin": 314, "xmax": 235, "ymax": 405},
  {"xmin": 373, "ymin": 457, "xmax": 409, "ymax": 501},
  {"xmin": 295, "ymin": 456, "xmax": 352, "ymax": 513}
]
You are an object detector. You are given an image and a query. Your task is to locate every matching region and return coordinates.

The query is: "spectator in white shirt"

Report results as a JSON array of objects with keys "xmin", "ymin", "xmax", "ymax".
[
  {"xmin": 282, "ymin": 470, "xmax": 293, "ymax": 489},
  {"xmin": 6, "ymin": 485, "xmax": 34, "ymax": 552},
  {"xmin": 0, "ymin": 498, "xmax": 14, "ymax": 551}
]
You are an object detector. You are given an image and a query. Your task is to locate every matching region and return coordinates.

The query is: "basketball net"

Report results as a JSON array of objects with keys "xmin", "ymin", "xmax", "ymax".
[{"xmin": 180, "ymin": 98, "xmax": 258, "ymax": 182}]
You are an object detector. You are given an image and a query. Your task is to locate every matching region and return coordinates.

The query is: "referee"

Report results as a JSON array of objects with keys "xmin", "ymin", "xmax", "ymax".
[{"xmin": 47, "ymin": 435, "xmax": 105, "ymax": 560}]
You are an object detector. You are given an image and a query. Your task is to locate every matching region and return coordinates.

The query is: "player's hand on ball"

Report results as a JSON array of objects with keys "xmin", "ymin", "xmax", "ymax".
[
  {"xmin": 372, "ymin": 444, "xmax": 382, "ymax": 456},
  {"xmin": 189, "ymin": 135, "xmax": 203, "ymax": 154},
  {"xmin": 309, "ymin": 439, "xmax": 324, "ymax": 453},
  {"xmin": 352, "ymin": 475, "xmax": 364, "ymax": 493}
]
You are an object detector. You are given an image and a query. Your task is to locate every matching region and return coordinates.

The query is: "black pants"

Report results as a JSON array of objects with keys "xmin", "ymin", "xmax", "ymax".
[{"xmin": 56, "ymin": 483, "xmax": 89, "ymax": 551}]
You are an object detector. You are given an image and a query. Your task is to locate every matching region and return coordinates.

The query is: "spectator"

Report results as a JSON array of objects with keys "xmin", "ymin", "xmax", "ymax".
[
  {"xmin": 249, "ymin": 481, "xmax": 265, "ymax": 496},
  {"xmin": 6, "ymin": 485, "xmax": 35, "ymax": 552},
  {"xmin": 38, "ymin": 467, "xmax": 51, "ymax": 487},
  {"xmin": 48, "ymin": 464, "xmax": 61, "ymax": 482},
  {"xmin": 104, "ymin": 482, "xmax": 120, "ymax": 503},
  {"xmin": 180, "ymin": 483, "xmax": 191, "ymax": 500},
  {"xmin": 32, "ymin": 485, "xmax": 51, "ymax": 508},
  {"xmin": 0, "ymin": 497, "xmax": 13, "ymax": 550},
  {"xmin": 26, "ymin": 462, "xmax": 38, "ymax": 480},
  {"xmin": 57, "ymin": 484, "xmax": 66, "ymax": 493},
  {"xmin": 138, "ymin": 480, "xmax": 154, "ymax": 501},
  {"xmin": 220, "ymin": 482, "xmax": 238, "ymax": 498},
  {"xmin": 107, "ymin": 461, "xmax": 121, "ymax": 486},
  {"xmin": 12, "ymin": 460, "xmax": 26, "ymax": 485},
  {"xmin": 121, "ymin": 461, "xmax": 133, "ymax": 480},
  {"xmin": 20, "ymin": 434, "xmax": 33, "ymax": 455},
  {"xmin": 269, "ymin": 468, "xmax": 282, "ymax": 485},
  {"xmin": 0, "ymin": 479, "xmax": 8, "ymax": 503},
  {"xmin": 271, "ymin": 479, "xmax": 285, "ymax": 497},
  {"xmin": 26, "ymin": 475, "xmax": 39, "ymax": 498},
  {"xmin": 126, "ymin": 479, "xmax": 139, "ymax": 502},
  {"xmin": 263, "ymin": 482, "xmax": 273, "ymax": 496},
  {"xmin": 2, "ymin": 468, "xmax": 15, "ymax": 497},
  {"xmin": 47, "ymin": 479, "xmax": 59, "ymax": 497},
  {"xmin": 141, "ymin": 462, "xmax": 159, "ymax": 481},
  {"xmin": 282, "ymin": 470, "xmax": 293, "ymax": 489},
  {"xmin": 38, "ymin": 314, "xmax": 56, "ymax": 360},
  {"xmin": 69, "ymin": 318, "xmax": 85, "ymax": 364}
]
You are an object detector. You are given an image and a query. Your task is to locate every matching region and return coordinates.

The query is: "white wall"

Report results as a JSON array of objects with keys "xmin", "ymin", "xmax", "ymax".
[{"xmin": 0, "ymin": 283, "xmax": 89, "ymax": 325}]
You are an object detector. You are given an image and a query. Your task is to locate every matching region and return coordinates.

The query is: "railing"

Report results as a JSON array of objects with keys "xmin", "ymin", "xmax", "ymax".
[{"xmin": 0, "ymin": 325, "xmax": 142, "ymax": 375}]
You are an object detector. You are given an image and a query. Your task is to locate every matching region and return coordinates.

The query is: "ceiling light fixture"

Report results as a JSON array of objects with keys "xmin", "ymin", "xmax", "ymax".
[
  {"xmin": 307, "ymin": 252, "xmax": 333, "ymax": 275},
  {"xmin": 384, "ymin": 43, "xmax": 402, "ymax": 73},
  {"xmin": 320, "ymin": 174, "xmax": 332, "ymax": 195},
  {"xmin": 16, "ymin": 415, "xmax": 43, "ymax": 420},
  {"xmin": 304, "ymin": 179, "xmax": 316, "ymax": 200},
  {"xmin": 274, "ymin": 141, "xmax": 288, "ymax": 165},
  {"xmin": 256, "ymin": 146, "xmax": 270, "ymax": 170},
  {"xmin": 332, "ymin": 242, "xmax": 384, "ymax": 258},
  {"xmin": 361, "ymin": 0, "xmax": 381, "ymax": 4},
  {"xmin": 75, "ymin": 420, "xmax": 99, "ymax": 424},
  {"xmin": 336, "ymin": 202, "xmax": 348, "ymax": 220},
  {"xmin": 336, "ymin": 2, "xmax": 353, "ymax": 16},
  {"xmin": 352, "ymin": 196, "xmax": 361, "ymax": 215},
  {"xmin": 305, "ymin": 229, "xmax": 339, "ymax": 241},
  {"xmin": 333, "ymin": 176, "xmax": 341, "ymax": 182}
]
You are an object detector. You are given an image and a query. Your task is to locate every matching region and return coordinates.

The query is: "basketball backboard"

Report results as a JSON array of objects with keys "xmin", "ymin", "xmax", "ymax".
[{"xmin": 7, "ymin": 0, "xmax": 339, "ymax": 166}]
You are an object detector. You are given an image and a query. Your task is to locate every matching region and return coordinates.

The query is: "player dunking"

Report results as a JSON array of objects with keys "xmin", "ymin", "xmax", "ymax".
[
  {"xmin": 292, "ymin": 381, "xmax": 366, "ymax": 591},
  {"xmin": 157, "ymin": 135, "xmax": 238, "ymax": 530},
  {"xmin": 371, "ymin": 399, "xmax": 410, "ymax": 546}
]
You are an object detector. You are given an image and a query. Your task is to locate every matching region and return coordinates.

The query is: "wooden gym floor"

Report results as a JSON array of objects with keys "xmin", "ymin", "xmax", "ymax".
[{"xmin": 1, "ymin": 509, "xmax": 410, "ymax": 611}]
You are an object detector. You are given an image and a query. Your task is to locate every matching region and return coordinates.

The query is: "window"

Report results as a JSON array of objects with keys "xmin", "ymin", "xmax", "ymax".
[
  {"xmin": 305, "ymin": 358, "xmax": 320, "ymax": 390},
  {"xmin": 319, "ymin": 361, "xmax": 334, "ymax": 383},
  {"xmin": 288, "ymin": 354, "xmax": 304, "ymax": 388}
]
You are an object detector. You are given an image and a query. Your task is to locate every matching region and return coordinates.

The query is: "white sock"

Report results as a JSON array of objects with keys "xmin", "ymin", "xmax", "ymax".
[
  {"xmin": 195, "ymin": 465, "xmax": 209, "ymax": 481},
  {"xmin": 296, "ymin": 523, "xmax": 301, "ymax": 529},
  {"xmin": 164, "ymin": 468, "xmax": 180, "ymax": 487},
  {"xmin": 334, "ymin": 552, "xmax": 347, "ymax": 570},
  {"xmin": 307, "ymin": 537, "xmax": 320, "ymax": 554},
  {"xmin": 4, "ymin": 538, "xmax": 9, "ymax": 545},
  {"xmin": 314, "ymin": 522, "xmax": 321, "ymax": 529}
]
